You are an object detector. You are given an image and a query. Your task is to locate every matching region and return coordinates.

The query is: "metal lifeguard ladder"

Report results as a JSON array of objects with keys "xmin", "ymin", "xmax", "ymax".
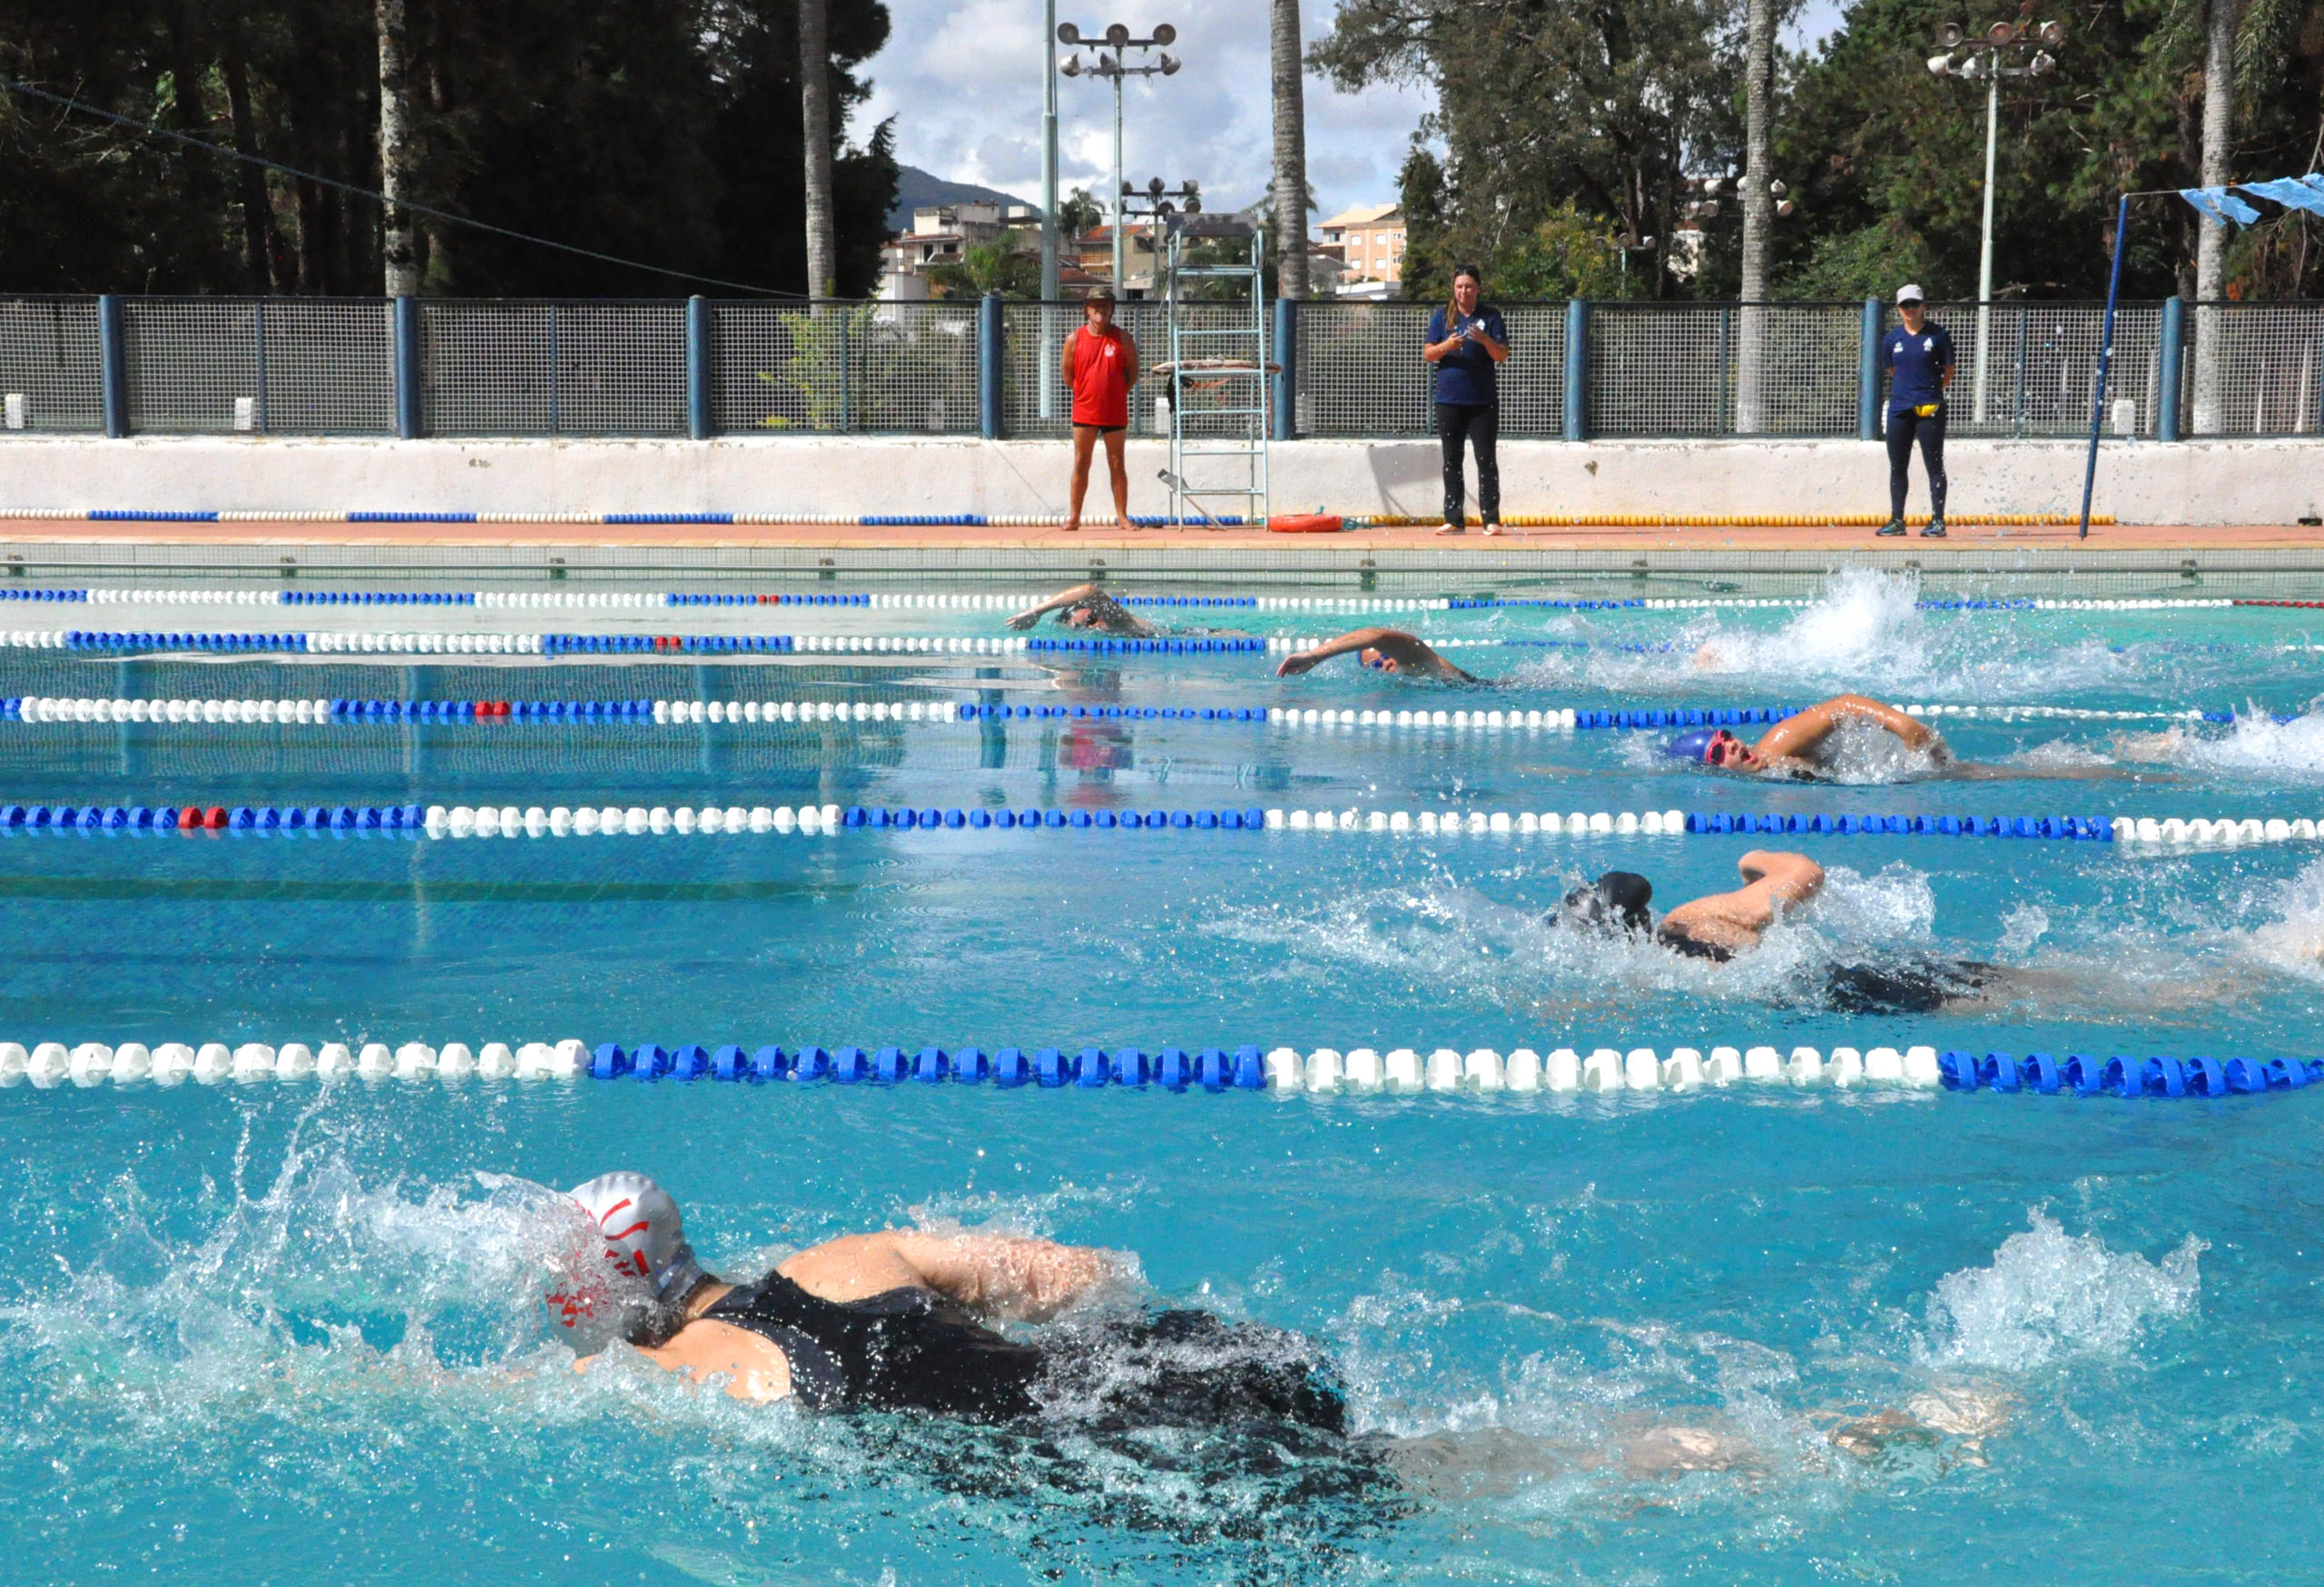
[{"xmin": 1157, "ymin": 223, "xmax": 1270, "ymax": 527}]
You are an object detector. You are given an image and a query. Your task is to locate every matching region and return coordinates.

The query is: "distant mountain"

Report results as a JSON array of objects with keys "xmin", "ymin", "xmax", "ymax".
[{"xmin": 887, "ymin": 166, "xmax": 1036, "ymax": 233}]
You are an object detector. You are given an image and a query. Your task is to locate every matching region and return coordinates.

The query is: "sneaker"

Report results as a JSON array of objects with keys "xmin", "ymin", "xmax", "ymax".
[
  {"xmin": 1920, "ymin": 519, "xmax": 1947, "ymax": 538},
  {"xmin": 1876, "ymin": 519, "xmax": 1906, "ymax": 537}
]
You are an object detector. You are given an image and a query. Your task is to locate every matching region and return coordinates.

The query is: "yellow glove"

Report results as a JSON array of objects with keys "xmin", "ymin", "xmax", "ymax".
[{"xmin": 1912, "ymin": 402, "xmax": 1940, "ymax": 418}]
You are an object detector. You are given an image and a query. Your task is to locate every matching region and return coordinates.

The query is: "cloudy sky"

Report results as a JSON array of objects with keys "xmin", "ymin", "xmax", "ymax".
[{"xmin": 856, "ymin": 1, "xmax": 1851, "ymax": 222}]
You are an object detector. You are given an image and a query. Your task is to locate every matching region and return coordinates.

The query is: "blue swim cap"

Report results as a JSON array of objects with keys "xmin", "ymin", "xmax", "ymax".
[{"xmin": 1666, "ymin": 727, "xmax": 1718, "ymax": 762}]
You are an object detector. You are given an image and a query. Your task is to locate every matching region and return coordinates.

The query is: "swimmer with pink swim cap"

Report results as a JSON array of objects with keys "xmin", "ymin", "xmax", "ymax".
[{"xmin": 1666, "ymin": 694, "xmax": 1949, "ymax": 779}]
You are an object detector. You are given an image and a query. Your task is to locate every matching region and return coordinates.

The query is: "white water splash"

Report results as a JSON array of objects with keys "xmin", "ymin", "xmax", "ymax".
[{"xmin": 1915, "ymin": 1211, "xmax": 2203, "ymax": 1372}]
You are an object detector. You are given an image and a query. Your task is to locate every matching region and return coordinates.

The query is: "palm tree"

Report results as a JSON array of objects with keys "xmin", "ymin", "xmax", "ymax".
[
  {"xmin": 376, "ymin": 0, "xmax": 419, "ymax": 296},
  {"xmin": 1736, "ymin": 0, "xmax": 1773, "ymax": 432},
  {"xmin": 800, "ymin": 0, "xmax": 837, "ymax": 303},
  {"xmin": 1271, "ymin": 0, "xmax": 1309, "ymax": 299},
  {"xmin": 2191, "ymin": 0, "xmax": 2235, "ymax": 432}
]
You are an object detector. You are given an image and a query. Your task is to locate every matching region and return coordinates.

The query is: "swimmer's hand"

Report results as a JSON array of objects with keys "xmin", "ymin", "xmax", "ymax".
[
  {"xmin": 1275, "ymin": 650, "xmax": 1322, "ymax": 676},
  {"xmin": 1004, "ymin": 609, "xmax": 1042, "ymax": 630}
]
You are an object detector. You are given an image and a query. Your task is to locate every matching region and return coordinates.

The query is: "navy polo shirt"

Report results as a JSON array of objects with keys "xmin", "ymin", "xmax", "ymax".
[
  {"xmin": 1427, "ymin": 304, "xmax": 1507, "ymax": 406},
  {"xmin": 1883, "ymin": 320, "xmax": 1955, "ymax": 411}
]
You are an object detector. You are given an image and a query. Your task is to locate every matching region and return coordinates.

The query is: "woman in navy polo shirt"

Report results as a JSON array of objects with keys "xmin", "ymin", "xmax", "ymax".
[
  {"xmin": 1876, "ymin": 284, "xmax": 1955, "ymax": 538},
  {"xmin": 1423, "ymin": 265, "xmax": 1510, "ymax": 536}
]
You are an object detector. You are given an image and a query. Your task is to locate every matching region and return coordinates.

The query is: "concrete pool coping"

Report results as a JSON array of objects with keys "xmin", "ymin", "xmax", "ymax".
[{"xmin": 2, "ymin": 518, "xmax": 2324, "ymax": 579}]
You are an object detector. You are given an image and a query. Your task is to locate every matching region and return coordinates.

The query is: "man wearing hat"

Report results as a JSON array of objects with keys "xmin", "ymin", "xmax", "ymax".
[{"xmin": 1875, "ymin": 285, "xmax": 1954, "ymax": 538}]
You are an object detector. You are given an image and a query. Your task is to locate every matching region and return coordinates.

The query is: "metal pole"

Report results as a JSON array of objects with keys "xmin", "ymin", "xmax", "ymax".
[
  {"xmin": 1974, "ymin": 63, "xmax": 1998, "ymax": 423},
  {"xmin": 2077, "ymin": 194, "xmax": 2130, "ymax": 540},
  {"xmin": 1115, "ymin": 58, "xmax": 1134, "ymax": 295},
  {"xmin": 1039, "ymin": 0, "xmax": 1059, "ymax": 420}
]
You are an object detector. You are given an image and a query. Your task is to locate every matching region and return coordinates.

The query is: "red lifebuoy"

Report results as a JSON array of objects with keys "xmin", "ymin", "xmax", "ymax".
[{"xmin": 1266, "ymin": 514, "xmax": 1344, "ymax": 534}]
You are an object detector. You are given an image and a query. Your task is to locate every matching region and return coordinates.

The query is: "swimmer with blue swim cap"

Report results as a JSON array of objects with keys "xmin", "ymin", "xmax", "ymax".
[
  {"xmin": 1667, "ymin": 694, "xmax": 1948, "ymax": 778},
  {"xmin": 552, "ymin": 1172, "xmax": 1346, "ymax": 1432}
]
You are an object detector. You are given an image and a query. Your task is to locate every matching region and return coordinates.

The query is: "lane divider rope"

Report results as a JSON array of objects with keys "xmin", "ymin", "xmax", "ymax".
[
  {"xmin": 0, "ymin": 508, "xmax": 2116, "ymax": 529},
  {"xmin": 5, "ymin": 1037, "xmax": 2304, "ymax": 1099},
  {"xmin": 3, "ymin": 799, "xmax": 2311, "ymax": 845}
]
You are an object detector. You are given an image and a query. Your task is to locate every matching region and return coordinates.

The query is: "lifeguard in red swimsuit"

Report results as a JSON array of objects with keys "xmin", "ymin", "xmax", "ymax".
[{"xmin": 1060, "ymin": 288, "xmax": 1139, "ymax": 533}]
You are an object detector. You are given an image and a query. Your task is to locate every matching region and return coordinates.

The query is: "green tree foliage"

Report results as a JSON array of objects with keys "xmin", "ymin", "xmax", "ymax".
[
  {"xmin": 1324, "ymin": 0, "xmax": 2324, "ymax": 301},
  {"xmin": 0, "ymin": 0, "xmax": 900, "ymax": 296},
  {"xmin": 923, "ymin": 238, "xmax": 1041, "ymax": 299},
  {"xmin": 1315, "ymin": 0, "xmax": 1737, "ymax": 301}
]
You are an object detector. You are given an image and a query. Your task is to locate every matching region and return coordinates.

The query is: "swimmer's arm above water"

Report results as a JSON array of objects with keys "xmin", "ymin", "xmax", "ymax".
[
  {"xmin": 1005, "ymin": 584, "xmax": 1153, "ymax": 636},
  {"xmin": 781, "ymin": 1229, "xmax": 1128, "ymax": 1322},
  {"xmin": 1658, "ymin": 850, "xmax": 1826, "ymax": 954},
  {"xmin": 1755, "ymin": 694, "xmax": 1946, "ymax": 764},
  {"xmin": 1274, "ymin": 627, "xmax": 1475, "ymax": 682}
]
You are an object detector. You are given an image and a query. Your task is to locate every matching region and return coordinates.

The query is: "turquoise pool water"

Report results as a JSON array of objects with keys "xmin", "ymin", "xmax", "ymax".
[{"xmin": 6, "ymin": 567, "xmax": 2323, "ymax": 1584}]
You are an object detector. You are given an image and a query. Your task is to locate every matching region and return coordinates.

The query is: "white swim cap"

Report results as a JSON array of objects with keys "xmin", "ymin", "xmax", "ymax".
[{"xmin": 547, "ymin": 1172, "xmax": 707, "ymax": 1344}]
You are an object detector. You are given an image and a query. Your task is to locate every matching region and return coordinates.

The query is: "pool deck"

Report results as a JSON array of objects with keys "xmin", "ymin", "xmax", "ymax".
[{"xmin": 1, "ymin": 517, "xmax": 2321, "ymax": 576}]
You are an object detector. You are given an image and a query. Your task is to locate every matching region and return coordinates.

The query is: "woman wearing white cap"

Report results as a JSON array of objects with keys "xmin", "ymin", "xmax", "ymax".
[
  {"xmin": 549, "ymin": 1172, "xmax": 1346, "ymax": 1430},
  {"xmin": 1875, "ymin": 285, "xmax": 1955, "ymax": 538}
]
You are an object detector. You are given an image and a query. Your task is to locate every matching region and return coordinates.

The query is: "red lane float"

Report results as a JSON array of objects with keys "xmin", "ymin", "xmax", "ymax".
[{"xmin": 1266, "ymin": 514, "xmax": 1345, "ymax": 535}]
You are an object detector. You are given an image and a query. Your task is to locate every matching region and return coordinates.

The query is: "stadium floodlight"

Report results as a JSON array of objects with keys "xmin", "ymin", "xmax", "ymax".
[
  {"xmin": 1057, "ymin": 21, "xmax": 1192, "ymax": 292},
  {"xmin": 1927, "ymin": 9, "xmax": 2070, "ymax": 419},
  {"xmin": 1059, "ymin": 54, "xmax": 1082, "ymax": 75}
]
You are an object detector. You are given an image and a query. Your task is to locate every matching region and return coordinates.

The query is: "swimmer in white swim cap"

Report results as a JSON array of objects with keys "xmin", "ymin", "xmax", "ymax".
[{"xmin": 547, "ymin": 1171, "xmax": 712, "ymax": 1347}]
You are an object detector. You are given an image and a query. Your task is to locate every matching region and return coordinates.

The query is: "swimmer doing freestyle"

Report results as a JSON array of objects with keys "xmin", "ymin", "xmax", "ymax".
[
  {"xmin": 551, "ymin": 1172, "xmax": 1344, "ymax": 1429},
  {"xmin": 1275, "ymin": 627, "xmax": 1476, "ymax": 683},
  {"xmin": 1668, "ymin": 693, "xmax": 2131, "ymax": 783},
  {"xmin": 547, "ymin": 1173, "xmax": 2010, "ymax": 1477},
  {"xmin": 1558, "ymin": 853, "xmax": 2003, "ymax": 1014}
]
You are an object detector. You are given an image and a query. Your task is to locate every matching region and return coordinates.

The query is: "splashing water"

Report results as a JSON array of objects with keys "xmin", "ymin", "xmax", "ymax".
[
  {"xmin": 2113, "ymin": 706, "xmax": 2324, "ymax": 778},
  {"xmin": 1915, "ymin": 1211, "xmax": 2203, "ymax": 1373}
]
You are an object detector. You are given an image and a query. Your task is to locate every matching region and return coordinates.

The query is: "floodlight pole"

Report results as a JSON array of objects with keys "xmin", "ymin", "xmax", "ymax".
[
  {"xmin": 1059, "ymin": 23, "xmax": 1181, "ymax": 297},
  {"xmin": 1929, "ymin": 13, "xmax": 2066, "ymax": 423},
  {"xmin": 1040, "ymin": 0, "xmax": 1059, "ymax": 419}
]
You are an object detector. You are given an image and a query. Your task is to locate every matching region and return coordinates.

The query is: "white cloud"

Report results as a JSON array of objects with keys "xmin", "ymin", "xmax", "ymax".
[{"xmin": 855, "ymin": 0, "xmax": 1433, "ymax": 224}]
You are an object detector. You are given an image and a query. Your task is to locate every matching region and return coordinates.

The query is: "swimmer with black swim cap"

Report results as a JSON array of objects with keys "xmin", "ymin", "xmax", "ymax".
[
  {"xmin": 1275, "ymin": 627, "xmax": 1478, "ymax": 683},
  {"xmin": 1006, "ymin": 583, "xmax": 1159, "ymax": 636},
  {"xmin": 552, "ymin": 1173, "xmax": 1346, "ymax": 1432},
  {"xmin": 1548, "ymin": 853, "xmax": 1997, "ymax": 1014}
]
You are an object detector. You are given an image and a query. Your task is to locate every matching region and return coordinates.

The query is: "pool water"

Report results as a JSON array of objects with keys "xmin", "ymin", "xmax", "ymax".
[{"xmin": 7, "ymin": 567, "xmax": 2324, "ymax": 1584}]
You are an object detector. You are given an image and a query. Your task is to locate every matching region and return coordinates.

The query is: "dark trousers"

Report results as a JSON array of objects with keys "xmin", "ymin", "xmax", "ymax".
[
  {"xmin": 1886, "ymin": 403, "xmax": 1948, "ymax": 521},
  {"xmin": 1436, "ymin": 402, "xmax": 1500, "ymax": 526}
]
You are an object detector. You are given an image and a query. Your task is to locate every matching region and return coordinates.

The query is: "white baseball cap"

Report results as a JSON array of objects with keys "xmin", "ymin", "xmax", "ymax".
[{"xmin": 1896, "ymin": 283, "xmax": 1925, "ymax": 304}]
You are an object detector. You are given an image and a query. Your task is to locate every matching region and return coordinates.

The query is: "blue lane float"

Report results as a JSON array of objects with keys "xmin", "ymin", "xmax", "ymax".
[
  {"xmin": 62, "ymin": 630, "xmax": 310, "ymax": 654},
  {"xmin": 1028, "ymin": 636, "xmax": 1269, "ymax": 654}
]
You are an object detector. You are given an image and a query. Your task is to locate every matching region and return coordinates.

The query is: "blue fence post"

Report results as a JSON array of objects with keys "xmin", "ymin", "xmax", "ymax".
[
  {"xmin": 1562, "ymin": 298, "xmax": 1589, "ymax": 442},
  {"xmin": 2157, "ymin": 294, "xmax": 2184, "ymax": 442},
  {"xmin": 977, "ymin": 291, "xmax": 1004, "ymax": 439},
  {"xmin": 98, "ymin": 294, "xmax": 129, "ymax": 439},
  {"xmin": 1271, "ymin": 296, "xmax": 1297, "ymax": 440},
  {"xmin": 685, "ymin": 295, "xmax": 714, "ymax": 439},
  {"xmin": 1857, "ymin": 298, "xmax": 1882, "ymax": 440},
  {"xmin": 391, "ymin": 296, "xmax": 423, "ymax": 439}
]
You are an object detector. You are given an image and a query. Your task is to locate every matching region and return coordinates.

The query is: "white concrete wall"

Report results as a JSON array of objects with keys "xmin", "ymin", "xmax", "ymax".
[{"xmin": 0, "ymin": 433, "xmax": 2313, "ymax": 525}]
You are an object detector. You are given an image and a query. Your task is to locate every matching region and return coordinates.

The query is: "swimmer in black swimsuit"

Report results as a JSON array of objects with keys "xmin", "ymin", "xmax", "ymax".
[
  {"xmin": 1561, "ymin": 853, "xmax": 1999, "ymax": 1014},
  {"xmin": 553, "ymin": 1172, "xmax": 1344, "ymax": 1434}
]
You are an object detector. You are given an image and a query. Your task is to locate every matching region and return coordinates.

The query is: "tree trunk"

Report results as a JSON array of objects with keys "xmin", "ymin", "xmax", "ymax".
[
  {"xmin": 377, "ymin": 0, "xmax": 419, "ymax": 296},
  {"xmin": 800, "ymin": 0, "xmax": 838, "ymax": 303},
  {"xmin": 1271, "ymin": 0, "xmax": 1309, "ymax": 300},
  {"xmin": 1735, "ymin": 0, "xmax": 1774, "ymax": 432},
  {"xmin": 2191, "ymin": 0, "xmax": 2235, "ymax": 433},
  {"xmin": 222, "ymin": 54, "xmax": 274, "ymax": 295}
]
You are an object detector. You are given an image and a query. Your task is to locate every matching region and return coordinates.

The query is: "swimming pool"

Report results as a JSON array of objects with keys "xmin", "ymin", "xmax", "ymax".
[{"xmin": 7, "ymin": 567, "xmax": 2323, "ymax": 1584}]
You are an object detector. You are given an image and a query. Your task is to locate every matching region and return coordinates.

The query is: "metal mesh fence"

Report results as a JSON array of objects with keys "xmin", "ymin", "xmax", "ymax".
[
  {"xmin": 249, "ymin": 300, "xmax": 395, "ymax": 435},
  {"xmin": 1915, "ymin": 301, "xmax": 2165, "ymax": 438},
  {"xmin": 2187, "ymin": 302, "xmax": 2324, "ymax": 435},
  {"xmin": 715, "ymin": 301, "xmax": 979, "ymax": 434},
  {"xmin": 0, "ymin": 298, "xmax": 103, "ymax": 433},
  {"xmin": 1296, "ymin": 301, "xmax": 1434, "ymax": 438},
  {"xmin": 10, "ymin": 293, "xmax": 2324, "ymax": 442},
  {"xmin": 124, "ymin": 299, "xmax": 260, "ymax": 434},
  {"xmin": 423, "ymin": 301, "xmax": 686, "ymax": 436}
]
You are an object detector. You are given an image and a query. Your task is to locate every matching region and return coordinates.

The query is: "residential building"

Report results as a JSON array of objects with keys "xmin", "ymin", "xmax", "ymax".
[
  {"xmin": 1317, "ymin": 204, "xmax": 1405, "ymax": 291},
  {"xmin": 877, "ymin": 202, "xmax": 1040, "ymax": 300}
]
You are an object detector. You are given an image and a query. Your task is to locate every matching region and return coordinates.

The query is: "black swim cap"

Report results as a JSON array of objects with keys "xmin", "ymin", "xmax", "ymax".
[{"xmin": 1560, "ymin": 871, "xmax": 1653, "ymax": 934}]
